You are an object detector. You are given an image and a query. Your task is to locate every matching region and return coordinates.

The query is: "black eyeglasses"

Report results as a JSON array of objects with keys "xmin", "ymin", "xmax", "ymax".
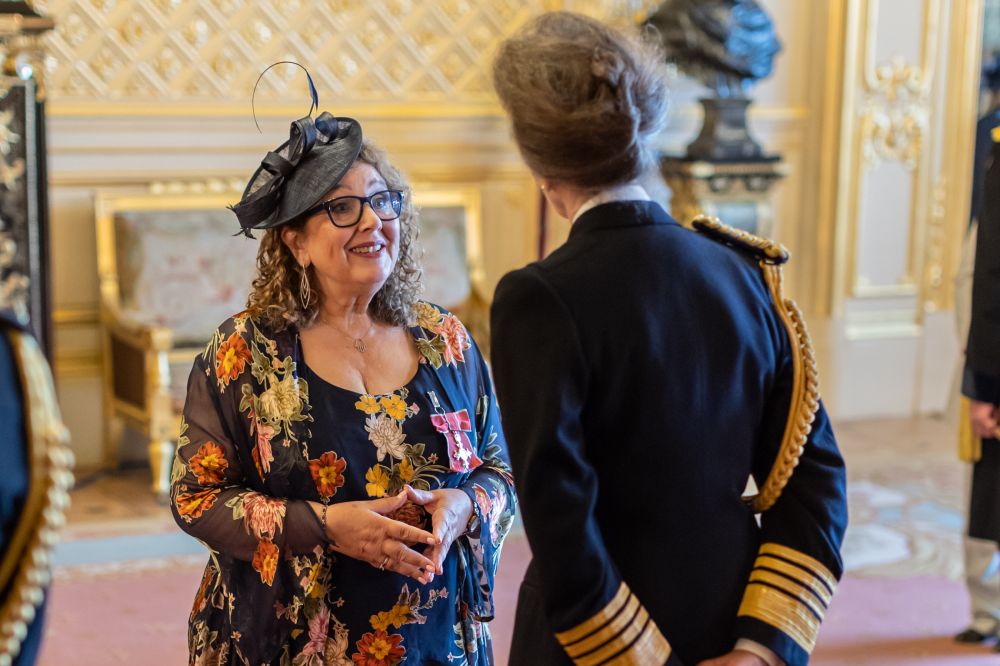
[{"xmin": 305, "ymin": 189, "xmax": 404, "ymax": 228}]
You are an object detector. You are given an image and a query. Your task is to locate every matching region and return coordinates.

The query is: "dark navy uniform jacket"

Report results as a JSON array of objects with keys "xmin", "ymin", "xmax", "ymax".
[
  {"xmin": 0, "ymin": 309, "xmax": 46, "ymax": 666},
  {"xmin": 965, "ymin": 133, "xmax": 1000, "ymax": 407},
  {"xmin": 491, "ymin": 201, "xmax": 848, "ymax": 666},
  {"xmin": 971, "ymin": 109, "xmax": 1000, "ymax": 224}
]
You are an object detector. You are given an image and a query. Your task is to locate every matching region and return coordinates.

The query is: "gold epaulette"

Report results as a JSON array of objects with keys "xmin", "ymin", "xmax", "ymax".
[
  {"xmin": 992, "ymin": 125, "xmax": 1000, "ymax": 142},
  {"xmin": 0, "ymin": 329, "xmax": 74, "ymax": 665},
  {"xmin": 692, "ymin": 215, "xmax": 819, "ymax": 513},
  {"xmin": 691, "ymin": 215, "xmax": 790, "ymax": 265}
]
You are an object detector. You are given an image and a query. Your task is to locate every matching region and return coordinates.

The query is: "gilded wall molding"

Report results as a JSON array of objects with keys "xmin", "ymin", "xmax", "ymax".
[
  {"xmin": 924, "ymin": 0, "xmax": 985, "ymax": 314},
  {"xmin": 840, "ymin": 0, "xmax": 944, "ymax": 309},
  {"xmin": 32, "ymin": 0, "xmax": 658, "ymax": 116},
  {"xmin": 859, "ymin": 57, "xmax": 928, "ymax": 169},
  {"xmin": 858, "ymin": 0, "xmax": 938, "ymax": 170}
]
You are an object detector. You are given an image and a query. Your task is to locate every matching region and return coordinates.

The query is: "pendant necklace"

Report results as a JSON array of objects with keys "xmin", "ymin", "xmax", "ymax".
[{"xmin": 321, "ymin": 316, "xmax": 374, "ymax": 353}]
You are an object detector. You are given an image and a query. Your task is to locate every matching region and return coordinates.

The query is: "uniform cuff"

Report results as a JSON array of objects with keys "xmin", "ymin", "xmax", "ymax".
[
  {"xmin": 737, "ymin": 543, "xmax": 837, "ymax": 659},
  {"xmin": 963, "ymin": 367, "xmax": 1000, "ymax": 405},
  {"xmin": 734, "ymin": 639, "xmax": 785, "ymax": 666},
  {"xmin": 555, "ymin": 581, "xmax": 676, "ymax": 665}
]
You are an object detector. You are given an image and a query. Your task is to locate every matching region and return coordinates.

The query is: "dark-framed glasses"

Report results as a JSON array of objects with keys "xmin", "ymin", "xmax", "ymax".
[{"xmin": 307, "ymin": 189, "xmax": 404, "ymax": 228}]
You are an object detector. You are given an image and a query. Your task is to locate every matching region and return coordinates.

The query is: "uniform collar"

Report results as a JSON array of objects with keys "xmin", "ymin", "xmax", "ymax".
[
  {"xmin": 570, "ymin": 183, "xmax": 651, "ymax": 224},
  {"xmin": 569, "ymin": 197, "xmax": 678, "ymax": 238}
]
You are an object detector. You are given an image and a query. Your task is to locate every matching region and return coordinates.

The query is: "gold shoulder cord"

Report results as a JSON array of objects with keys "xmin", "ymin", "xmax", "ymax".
[
  {"xmin": 0, "ymin": 330, "xmax": 73, "ymax": 666},
  {"xmin": 691, "ymin": 216, "xmax": 820, "ymax": 513}
]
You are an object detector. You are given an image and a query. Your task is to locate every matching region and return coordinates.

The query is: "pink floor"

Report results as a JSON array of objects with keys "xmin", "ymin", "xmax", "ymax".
[
  {"xmin": 37, "ymin": 535, "xmax": 530, "ymax": 666},
  {"xmin": 37, "ymin": 534, "xmax": 999, "ymax": 665}
]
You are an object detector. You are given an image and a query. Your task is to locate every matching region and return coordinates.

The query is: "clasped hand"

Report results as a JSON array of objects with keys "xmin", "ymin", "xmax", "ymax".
[
  {"xmin": 970, "ymin": 399, "xmax": 1000, "ymax": 439},
  {"xmin": 403, "ymin": 486, "xmax": 474, "ymax": 577},
  {"xmin": 323, "ymin": 492, "xmax": 438, "ymax": 585},
  {"xmin": 320, "ymin": 486, "xmax": 473, "ymax": 586}
]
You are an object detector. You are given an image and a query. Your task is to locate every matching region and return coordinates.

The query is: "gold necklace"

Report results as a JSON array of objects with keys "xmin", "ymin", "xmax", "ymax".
[{"xmin": 320, "ymin": 316, "xmax": 374, "ymax": 353}]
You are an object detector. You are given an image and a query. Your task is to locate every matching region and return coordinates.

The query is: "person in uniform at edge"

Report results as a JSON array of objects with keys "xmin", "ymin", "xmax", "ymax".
[
  {"xmin": 489, "ymin": 12, "xmax": 848, "ymax": 666},
  {"xmin": 955, "ymin": 82, "xmax": 1000, "ymax": 647},
  {"xmin": 0, "ymin": 309, "xmax": 45, "ymax": 666},
  {"xmin": 0, "ymin": 308, "xmax": 72, "ymax": 666},
  {"xmin": 170, "ymin": 102, "xmax": 515, "ymax": 665}
]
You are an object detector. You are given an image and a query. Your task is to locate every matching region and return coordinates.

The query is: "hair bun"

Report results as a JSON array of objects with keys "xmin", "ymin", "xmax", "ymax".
[
  {"xmin": 591, "ymin": 48, "xmax": 624, "ymax": 88},
  {"xmin": 492, "ymin": 11, "xmax": 670, "ymax": 189}
]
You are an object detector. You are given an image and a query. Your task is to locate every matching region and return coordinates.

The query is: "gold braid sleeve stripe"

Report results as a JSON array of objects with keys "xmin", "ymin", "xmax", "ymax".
[
  {"xmin": 738, "ymin": 544, "xmax": 839, "ymax": 655},
  {"xmin": 748, "ymin": 570, "xmax": 826, "ymax": 620},
  {"xmin": 555, "ymin": 582, "xmax": 631, "ymax": 645},
  {"xmin": 563, "ymin": 595, "xmax": 642, "ymax": 657},
  {"xmin": 759, "ymin": 544, "xmax": 837, "ymax": 595},
  {"xmin": 601, "ymin": 617, "xmax": 673, "ymax": 666},
  {"xmin": 690, "ymin": 215, "xmax": 820, "ymax": 513},
  {"xmin": 555, "ymin": 582, "xmax": 672, "ymax": 666},
  {"xmin": 754, "ymin": 556, "xmax": 833, "ymax": 609},
  {"xmin": 738, "ymin": 584, "xmax": 822, "ymax": 653},
  {"xmin": 0, "ymin": 331, "xmax": 74, "ymax": 665}
]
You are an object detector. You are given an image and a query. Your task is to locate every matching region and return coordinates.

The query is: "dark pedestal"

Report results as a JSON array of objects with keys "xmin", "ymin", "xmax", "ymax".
[{"xmin": 660, "ymin": 155, "xmax": 787, "ymax": 238}]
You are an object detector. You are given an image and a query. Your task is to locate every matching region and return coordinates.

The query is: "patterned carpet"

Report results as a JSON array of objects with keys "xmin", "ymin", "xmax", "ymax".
[{"xmin": 35, "ymin": 414, "xmax": 988, "ymax": 665}]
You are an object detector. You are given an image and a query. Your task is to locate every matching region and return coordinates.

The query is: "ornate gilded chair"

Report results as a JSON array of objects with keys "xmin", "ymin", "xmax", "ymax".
[{"xmin": 95, "ymin": 183, "xmax": 258, "ymax": 498}]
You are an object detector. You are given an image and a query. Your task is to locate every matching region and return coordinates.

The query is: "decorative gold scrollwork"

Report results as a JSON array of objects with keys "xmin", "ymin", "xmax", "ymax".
[{"xmin": 860, "ymin": 57, "xmax": 928, "ymax": 169}]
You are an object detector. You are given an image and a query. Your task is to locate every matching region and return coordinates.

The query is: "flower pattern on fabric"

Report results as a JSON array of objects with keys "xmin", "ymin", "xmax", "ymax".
[
  {"xmin": 250, "ymin": 407, "xmax": 277, "ymax": 477},
  {"xmin": 412, "ymin": 305, "xmax": 472, "ymax": 369},
  {"xmin": 365, "ymin": 414, "xmax": 407, "ymax": 462},
  {"xmin": 379, "ymin": 394, "xmax": 408, "ymax": 420},
  {"xmin": 174, "ymin": 487, "xmax": 220, "ymax": 522},
  {"xmin": 230, "ymin": 491, "xmax": 286, "ymax": 541},
  {"xmin": 355, "ymin": 394, "xmax": 381, "ymax": 415},
  {"xmin": 437, "ymin": 314, "xmax": 470, "ymax": 365},
  {"xmin": 189, "ymin": 442, "xmax": 228, "ymax": 485},
  {"xmin": 215, "ymin": 331, "xmax": 251, "ymax": 388},
  {"xmin": 252, "ymin": 538, "xmax": 280, "ymax": 586},
  {"xmin": 352, "ymin": 631, "xmax": 404, "ymax": 666},
  {"xmin": 386, "ymin": 501, "xmax": 430, "ymax": 531},
  {"xmin": 171, "ymin": 304, "xmax": 514, "ymax": 666},
  {"xmin": 310, "ymin": 451, "xmax": 347, "ymax": 500}
]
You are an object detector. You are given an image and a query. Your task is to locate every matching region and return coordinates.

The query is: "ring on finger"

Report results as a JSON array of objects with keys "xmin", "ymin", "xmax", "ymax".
[{"xmin": 379, "ymin": 556, "xmax": 390, "ymax": 571}]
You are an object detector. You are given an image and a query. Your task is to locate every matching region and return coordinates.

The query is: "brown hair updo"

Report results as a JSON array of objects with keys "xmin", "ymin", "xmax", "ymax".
[
  {"xmin": 492, "ymin": 11, "xmax": 670, "ymax": 189},
  {"xmin": 246, "ymin": 140, "xmax": 422, "ymax": 332}
]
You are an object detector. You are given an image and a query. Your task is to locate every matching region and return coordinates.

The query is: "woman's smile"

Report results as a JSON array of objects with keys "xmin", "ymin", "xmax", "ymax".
[{"xmin": 349, "ymin": 240, "xmax": 387, "ymax": 257}]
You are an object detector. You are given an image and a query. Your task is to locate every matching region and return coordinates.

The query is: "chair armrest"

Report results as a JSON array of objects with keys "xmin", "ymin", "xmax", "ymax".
[{"xmin": 101, "ymin": 307, "xmax": 174, "ymax": 353}]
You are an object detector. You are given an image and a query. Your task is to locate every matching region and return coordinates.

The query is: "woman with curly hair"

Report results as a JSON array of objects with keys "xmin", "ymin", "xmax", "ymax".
[{"xmin": 170, "ymin": 104, "xmax": 515, "ymax": 666}]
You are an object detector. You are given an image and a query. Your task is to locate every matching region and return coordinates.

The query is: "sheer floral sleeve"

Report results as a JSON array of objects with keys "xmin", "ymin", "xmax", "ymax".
[
  {"xmin": 456, "ymin": 340, "xmax": 517, "ymax": 622},
  {"xmin": 169, "ymin": 315, "xmax": 325, "ymax": 579}
]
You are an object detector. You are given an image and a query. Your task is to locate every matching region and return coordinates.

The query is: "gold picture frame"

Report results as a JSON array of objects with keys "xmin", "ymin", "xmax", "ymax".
[{"xmin": 412, "ymin": 184, "xmax": 491, "ymax": 355}]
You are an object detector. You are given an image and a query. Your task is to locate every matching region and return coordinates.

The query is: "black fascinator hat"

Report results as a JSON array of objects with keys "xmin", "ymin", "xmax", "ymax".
[{"xmin": 230, "ymin": 62, "xmax": 363, "ymax": 237}]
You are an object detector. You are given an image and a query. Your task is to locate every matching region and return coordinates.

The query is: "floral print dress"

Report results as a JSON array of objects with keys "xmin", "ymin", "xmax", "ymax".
[{"xmin": 170, "ymin": 303, "xmax": 516, "ymax": 666}]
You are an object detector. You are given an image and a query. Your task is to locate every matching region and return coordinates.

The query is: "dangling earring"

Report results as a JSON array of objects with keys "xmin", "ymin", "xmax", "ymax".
[{"xmin": 299, "ymin": 267, "xmax": 311, "ymax": 307}]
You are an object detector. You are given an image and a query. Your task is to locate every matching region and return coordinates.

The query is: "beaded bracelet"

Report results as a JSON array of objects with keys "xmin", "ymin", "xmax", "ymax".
[{"xmin": 320, "ymin": 503, "xmax": 334, "ymax": 545}]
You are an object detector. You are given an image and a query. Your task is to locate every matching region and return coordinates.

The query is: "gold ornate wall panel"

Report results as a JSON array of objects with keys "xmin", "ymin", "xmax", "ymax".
[
  {"xmin": 832, "ymin": 0, "xmax": 961, "ymax": 314},
  {"xmin": 33, "ymin": 0, "xmax": 659, "ymax": 116},
  {"xmin": 923, "ymin": 0, "xmax": 985, "ymax": 313}
]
